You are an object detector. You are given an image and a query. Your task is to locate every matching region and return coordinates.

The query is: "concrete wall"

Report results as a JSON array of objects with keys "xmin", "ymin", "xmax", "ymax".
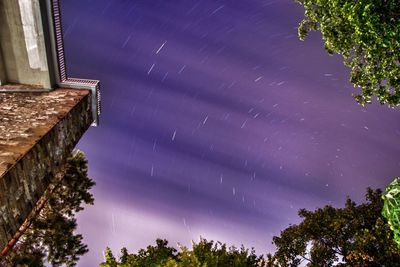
[
  {"xmin": 0, "ymin": 49, "xmax": 5, "ymax": 86},
  {"xmin": 0, "ymin": 0, "xmax": 51, "ymax": 88},
  {"xmin": 0, "ymin": 89, "xmax": 92, "ymax": 248}
]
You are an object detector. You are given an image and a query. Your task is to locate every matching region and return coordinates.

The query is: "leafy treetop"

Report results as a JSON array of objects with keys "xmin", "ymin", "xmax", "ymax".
[
  {"xmin": 296, "ymin": 0, "xmax": 400, "ymax": 106},
  {"xmin": 101, "ymin": 188, "xmax": 400, "ymax": 267},
  {"xmin": 273, "ymin": 188, "xmax": 400, "ymax": 266},
  {"xmin": 382, "ymin": 177, "xmax": 400, "ymax": 247},
  {"xmin": 99, "ymin": 238, "xmax": 265, "ymax": 267}
]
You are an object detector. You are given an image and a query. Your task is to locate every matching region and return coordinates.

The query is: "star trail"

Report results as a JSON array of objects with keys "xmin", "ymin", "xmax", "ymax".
[{"xmin": 60, "ymin": 1, "xmax": 400, "ymax": 265}]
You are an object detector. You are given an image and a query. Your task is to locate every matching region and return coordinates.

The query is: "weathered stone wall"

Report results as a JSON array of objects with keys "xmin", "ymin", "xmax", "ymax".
[{"xmin": 0, "ymin": 89, "xmax": 92, "ymax": 248}]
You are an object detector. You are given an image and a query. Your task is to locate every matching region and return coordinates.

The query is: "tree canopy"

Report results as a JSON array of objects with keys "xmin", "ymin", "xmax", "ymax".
[
  {"xmin": 102, "ymin": 188, "xmax": 400, "ymax": 267},
  {"xmin": 295, "ymin": 0, "xmax": 400, "ymax": 106},
  {"xmin": 382, "ymin": 177, "xmax": 400, "ymax": 247},
  {"xmin": 99, "ymin": 238, "xmax": 265, "ymax": 267},
  {"xmin": 0, "ymin": 150, "xmax": 95, "ymax": 267},
  {"xmin": 273, "ymin": 188, "xmax": 400, "ymax": 266}
]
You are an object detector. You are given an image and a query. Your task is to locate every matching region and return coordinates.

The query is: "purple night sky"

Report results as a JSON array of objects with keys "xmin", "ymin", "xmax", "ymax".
[{"xmin": 60, "ymin": 0, "xmax": 400, "ymax": 265}]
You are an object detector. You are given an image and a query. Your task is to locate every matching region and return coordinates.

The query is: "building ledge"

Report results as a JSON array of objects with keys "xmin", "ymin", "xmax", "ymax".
[
  {"xmin": 0, "ymin": 83, "xmax": 47, "ymax": 92},
  {"xmin": 0, "ymin": 88, "xmax": 93, "ymax": 248}
]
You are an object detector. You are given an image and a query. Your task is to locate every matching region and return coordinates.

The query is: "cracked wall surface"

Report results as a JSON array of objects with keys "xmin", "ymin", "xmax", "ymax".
[{"xmin": 0, "ymin": 89, "xmax": 92, "ymax": 248}]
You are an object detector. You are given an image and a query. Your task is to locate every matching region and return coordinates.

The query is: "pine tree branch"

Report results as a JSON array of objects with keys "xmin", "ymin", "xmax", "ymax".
[{"xmin": 0, "ymin": 167, "xmax": 67, "ymax": 257}]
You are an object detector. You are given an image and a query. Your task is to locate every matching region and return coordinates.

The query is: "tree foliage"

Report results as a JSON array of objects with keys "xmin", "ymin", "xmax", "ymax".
[
  {"xmin": 295, "ymin": 0, "xmax": 400, "ymax": 106},
  {"xmin": 272, "ymin": 188, "xmax": 400, "ymax": 266},
  {"xmin": 99, "ymin": 238, "xmax": 265, "ymax": 267},
  {"xmin": 100, "ymin": 188, "xmax": 400, "ymax": 267},
  {"xmin": 382, "ymin": 177, "xmax": 400, "ymax": 247},
  {"xmin": 0, "ymin": 150, "xmax": 95, "ymax": 267}
]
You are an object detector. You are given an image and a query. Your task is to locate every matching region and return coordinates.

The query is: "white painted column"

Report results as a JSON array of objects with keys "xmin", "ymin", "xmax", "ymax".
[
  {"xmin": 0, "ymin": 0, "xmax": 51, "ymax": 88},
  {"xmin": 18, "ymin": 0, "xmax": 48, "ymax": 71}
]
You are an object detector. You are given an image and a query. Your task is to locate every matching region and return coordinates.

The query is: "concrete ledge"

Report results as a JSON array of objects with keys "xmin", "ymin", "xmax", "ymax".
[{"xmin": 0, "ymin": 88, "xmax": 92, "ymax": 248}]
